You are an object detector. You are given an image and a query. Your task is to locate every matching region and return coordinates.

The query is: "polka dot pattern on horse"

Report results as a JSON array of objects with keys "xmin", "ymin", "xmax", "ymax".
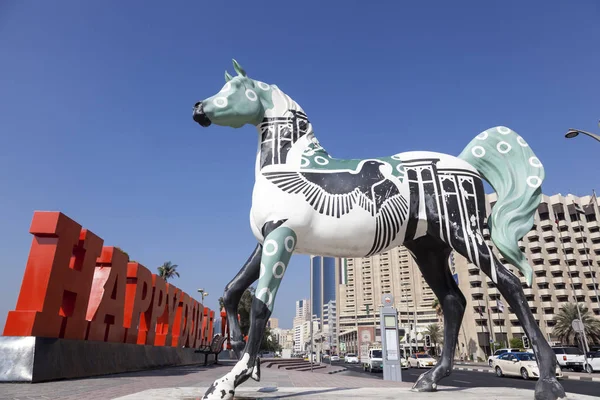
[{"xmin": 255, "ymin": 227, "xmax": 297, "ymax": 312}]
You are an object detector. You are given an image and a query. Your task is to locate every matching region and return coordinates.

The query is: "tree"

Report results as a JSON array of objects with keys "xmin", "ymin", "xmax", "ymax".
[
  {"xmin": 510, "ymin": 337, "xmax": 523, "ymax": 349},
  {"xmin": 157, "ymin": 261, "xmax": 180, "ymax": 281},
  {"xmin": 425, "ymin": 323, "xmax": 442, "ymax": 355},
  {"xmin": 553, "ymin": 303, "xmax": 600, "ymax": 346},
  {"xmin": 218, "ymin": 287, "xmax": 255, "ymax": 336},
  {"xmin": 431, "ymin": 298, "xmax": 443, "ymax": 322},
  {"xmin": 261, "ymin": 326, "xmax": 282, "ymax": 352}
]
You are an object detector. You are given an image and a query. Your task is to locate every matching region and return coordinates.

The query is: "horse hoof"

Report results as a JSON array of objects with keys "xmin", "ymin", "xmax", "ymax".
[
  {"xmin": 202, "ymin": 379, "xmax": 235, "ymax": 400},
  {"xmin": 411, "ymin": 374, "xmax": 438, "ymax": 392},
  {"xmin": 534, "ymin": 377, "xmax": 566, "ymax": 400},
  {"xmin": 251, "ymin": 357, "xmax": 261, "ymax": 381}
]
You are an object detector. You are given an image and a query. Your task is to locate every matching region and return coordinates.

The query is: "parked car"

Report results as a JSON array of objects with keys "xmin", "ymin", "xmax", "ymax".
[
  {"xmin": 552, "ymin": 346, "xmax": 586, "ymax": 372},
  {"xmin": 494, "ymin": 352, "xmax": 563, "ymax": 380},
  {"xmin": 487, "ymin": 348, "xmax": 521, "ymax": 367},
  {"xmin": 408, "ymin": 353, "xmax": 437, "ymax": 368},
  {"xmin": 330, "ymin": 355, "xmax": 340, "ymax": 362},
  {"xmin": 400, "ymin": 357, "xmax": 409, "ymax": 369},
  {"xmin": 363, "ymin": 348, "xmax": 383, "ymax": 373},
  {"xmin": 344, "ymin": 353, "xmax": 359, "ymax": 363},
  {"xmin": 584, "ymin": 351, "xmax": 600, "ymax": 373}
]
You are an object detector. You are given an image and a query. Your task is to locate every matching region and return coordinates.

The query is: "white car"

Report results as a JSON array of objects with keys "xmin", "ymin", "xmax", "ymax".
[
  {"xmin": 487, "ymin": 348, "xmax": 521, "ymax": 367},
  {"xmin": 494, "ymin": 352, "xmax": 563, "ymax": 380},
  {"xmin": 344, "ymin": 353, "xmax": 359, "ymax": 363},
  {"xmin": 552, "ymin": 347, "xmax": 586, "ymax": 372},
  {"xmin": 330, "ymin": 355, "xmax": 340, "ymax": 362},
  {"xmin": 408, "ymin": 353, "xmax": 437, "ymax": 368},
  {"xmin": 584, "ymin": 351, "xmax": 600, "ymax": 373},
  {"xmin": 401, "ymin": 357, "xmax": 409, "ymax": 369}
]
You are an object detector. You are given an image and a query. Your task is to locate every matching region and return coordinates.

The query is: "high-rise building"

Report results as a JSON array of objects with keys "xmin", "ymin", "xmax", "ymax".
[
  {"xmin": 292, "ymin": 298, "xmax": 310, "ymax": 353},
  {"xmin": 455, "ymin": 192, "xmax": 600, "ymax": 360},
  {"xmin": 267, "ymin": 317, "xmax": 279, "ymax": 329},
  {"xmin": 310, "ymin": 256, "xmax": 337, "ymax": 321},
  {"xmin": 337, "ymin": 192, "xmax": 600, "ymax": 361},
  {"xmin": 337, "ymin": 246, "xmax": 438, "ymax": 356}
]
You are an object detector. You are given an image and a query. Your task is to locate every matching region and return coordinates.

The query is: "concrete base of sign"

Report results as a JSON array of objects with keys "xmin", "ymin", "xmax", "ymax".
[{"xmin": 0, "ymin": 336, "xmax": 214, "ymax": 383}]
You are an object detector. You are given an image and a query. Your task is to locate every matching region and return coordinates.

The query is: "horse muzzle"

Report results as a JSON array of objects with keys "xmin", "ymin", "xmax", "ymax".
[{"xmin": 192, "ymin": 102, "xmax": 212, "ymax": 127}]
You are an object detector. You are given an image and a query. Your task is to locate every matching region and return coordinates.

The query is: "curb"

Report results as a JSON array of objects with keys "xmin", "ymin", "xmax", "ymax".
[
  {"xmin": 327, "ymin": 368, "xmax": 348, "ymax": 374},
  {"xmin": 453, "ymin": 367, "xmax": 600, "ymax": 382}
]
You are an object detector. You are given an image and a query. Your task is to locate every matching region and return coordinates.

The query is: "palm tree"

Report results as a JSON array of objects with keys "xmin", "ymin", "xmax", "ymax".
[
  {"xmin": 552, "ymin": 303, "xmax": 600, "ymax": 346},
  {"xmin": 432, "ymin": 298, "xmax": 443, "ymax": 322},
  {"xmin": 425, "ymin": 323, "xmax": 442, "ymax": 355},
  {"xmin": 157, "ymin": 261, "xmax": 180, "ymax": 281}
]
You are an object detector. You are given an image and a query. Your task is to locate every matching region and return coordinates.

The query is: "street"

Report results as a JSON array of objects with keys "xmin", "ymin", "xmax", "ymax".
[{"xmin": 332, "ymin": 361, "xmax": 600, "ymax": 397}]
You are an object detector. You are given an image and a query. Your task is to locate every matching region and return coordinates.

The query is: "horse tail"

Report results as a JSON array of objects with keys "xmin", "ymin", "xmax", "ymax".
[{"xmin": 458, "ymin": 126, "xmax": 544, "ymax": 287}]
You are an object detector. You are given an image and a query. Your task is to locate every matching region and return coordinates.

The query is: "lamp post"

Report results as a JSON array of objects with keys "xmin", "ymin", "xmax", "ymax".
[
  {"xmin": 565, "ymin": 123, "xmax": 600, "ymax": 143},
  {"xmin": 197, "ymin": 288, "xmax": 209, "ymax": 305}
]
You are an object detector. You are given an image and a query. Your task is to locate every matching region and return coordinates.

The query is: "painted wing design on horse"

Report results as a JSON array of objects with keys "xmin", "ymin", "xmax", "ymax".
[{"xmin": 263, "ymin": 160, "xmax": 409, "ymax": 256}]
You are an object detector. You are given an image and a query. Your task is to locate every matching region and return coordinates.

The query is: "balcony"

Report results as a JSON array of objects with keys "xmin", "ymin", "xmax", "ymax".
[
  {"xmin": 587, "ymin": 220, "xmax": 600, "ymax": 231},
  {"xmin": 546, "ymin": 241, "xmax": 558, "ymax": 251},
  {"xmin": 530, "ymin": 241, "xmax": 542, "ymax": 251},
  {"xmin": 527, "ymin": 300, "xmax": 536, "ymax": 308},
  {"xmin": 511, "ymin": 326, "xmax": 525, "ymax": 334},
  {"xmin": 493, "ymin": 326, "xmax": 507, "ymax": 333},
  {"xmin": 591, "ymin": 231, "xmax": 600, "ymax": 241},
  {"xmin": 552, "ymin": 277, "xmax": 564, "ymax": 285},
  {"xmin": 470, "ymin": 287, "xmax": 485, "ymax": 295},
  {"xmin": 536, "ymin": 276, "xmax": 550, "ymax": 285},
  {"xmin": 523, "ymin": 288, "xmax": 534, "ymax": 296},
  {"xmin": 585, "ymin": 277, "xmax": 599, "ymax": 286},
  {"xmin": 533, "ymin": 264, "xmax": 546, "ymax": 273},
  {"xmin": 469, "ymin": 275, "xmax": 482, "ymax": 283},
  {"xmin": 540, "ymin": 219, "xmax": 553, "ymax": 229},
  {"xmin": 543, "ymin": 314, "xmax": 556, "ymax": 321},
  {"xmin": 488, "ymin": 287, "xmax": 499, "ymax": 296},
  {"xmin": 579, "ymin": 253, "xmax": 591, "ymax": 263},
  {"xmin": 530, "ymin": 253, "xmax": 544, "ymax": 262},
  {"xmin": 541, "ymin": 301, "xmax": 554, "ymax": 309},
  {"xmin": 549, "ymin": 262, "xmax": 562, "ymax": 271},
  {"xmin": 554, "ymin": 289, "xmax": 568, "ymax": 297},
  {"xmin": 575, "ymin": 289, "xmax": 586, "ymax": 297},
  {"xmin": 538, "ymin": 289, "xmax": 552, "ymax": 297}
]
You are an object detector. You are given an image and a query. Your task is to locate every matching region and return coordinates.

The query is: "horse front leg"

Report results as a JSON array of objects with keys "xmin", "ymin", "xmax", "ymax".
[
  {"xmin": 202, "ymin": 225, "xmax": 296, "ymax": 400},
  {"xmin": 223, "ymin": 244, "xmax": 262, "ymax": 359}
]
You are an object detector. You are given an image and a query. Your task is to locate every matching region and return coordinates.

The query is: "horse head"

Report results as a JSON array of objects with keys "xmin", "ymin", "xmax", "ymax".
[{"xmin": 193, "ymin": 59, "xmax": 273, "ymax": 129}]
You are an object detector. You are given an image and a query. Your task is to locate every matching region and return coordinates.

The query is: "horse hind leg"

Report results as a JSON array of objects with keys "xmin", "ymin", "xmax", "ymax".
[
  {"xmin": 222, "ymin": 244, "xmax": 262, "ymax": 359},
  {"xmin": 449, "ymin": 224, "xmax": 565, "ymax": 400},
  {"xmin": 405, "ymin": 235, "xmax": 466, "ymax": 391},
  {"xmin": 492, "ymin": 254, "xmax": 565, "ymax": 400}
]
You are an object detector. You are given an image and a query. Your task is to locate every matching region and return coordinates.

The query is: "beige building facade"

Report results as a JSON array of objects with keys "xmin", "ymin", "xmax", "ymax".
[{"xmin": 337, "ymin": 192, "xmax": 600, "ymax": 360}]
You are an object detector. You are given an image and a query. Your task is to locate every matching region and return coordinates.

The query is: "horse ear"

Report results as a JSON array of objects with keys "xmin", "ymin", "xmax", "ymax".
[
  {"xmin": 224, "ymin": 71, "xmax": 233, "ymax": 82},
  {"xmin": 232, "ymin": 59, "xmax": 247, "ymax": 77}
]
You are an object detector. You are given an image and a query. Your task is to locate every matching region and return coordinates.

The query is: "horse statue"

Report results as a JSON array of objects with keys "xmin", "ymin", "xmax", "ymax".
[{"xmin": 192, "ymin": 60, "xmax": 566, "ymax": 400}]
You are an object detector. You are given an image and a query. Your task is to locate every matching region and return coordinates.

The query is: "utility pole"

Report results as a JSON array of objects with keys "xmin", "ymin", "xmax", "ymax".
[
  {"xmin": 310, "ymin": 261, "xmax": 314, "ymax": 372},
  {"xmin": 556, "ymin": 213, "xmax": 590, "ymax": 353}
]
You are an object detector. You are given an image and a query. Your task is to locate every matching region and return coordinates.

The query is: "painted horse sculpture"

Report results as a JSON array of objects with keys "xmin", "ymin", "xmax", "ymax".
[{"xmin": 192, "ymin": 60, "xmax": 566, "ymax": 400}]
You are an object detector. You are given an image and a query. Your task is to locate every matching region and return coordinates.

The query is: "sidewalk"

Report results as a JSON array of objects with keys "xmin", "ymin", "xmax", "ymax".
[
  {"xmin": 115, "ymin": 386, "xmax": 597, "ymax": 400},
  {"xmin": 0, "ymin": 360, "xmax": 596, "ymax": 400}
]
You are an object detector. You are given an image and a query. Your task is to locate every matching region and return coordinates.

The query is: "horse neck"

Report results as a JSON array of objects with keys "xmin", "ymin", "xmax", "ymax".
[{"xmin": 254, "ymin": 87, "xmax": 324, "ymax": 175}]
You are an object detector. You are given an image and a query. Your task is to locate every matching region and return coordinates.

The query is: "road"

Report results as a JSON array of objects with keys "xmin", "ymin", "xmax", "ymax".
[{"xmin": 332, "ymin": 361, "xmax": 599, "ymax": 397}]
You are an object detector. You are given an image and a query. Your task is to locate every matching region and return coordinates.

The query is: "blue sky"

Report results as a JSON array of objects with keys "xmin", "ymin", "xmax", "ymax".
[{"xmin": 0, "ymin": 1, "xmax": 598, "ymax": 331}]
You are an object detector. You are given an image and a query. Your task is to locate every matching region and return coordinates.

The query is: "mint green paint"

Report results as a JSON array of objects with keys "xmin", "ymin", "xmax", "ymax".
[
  {"xmin": 301, "ymin": 137, "xmax": 406, "ymax": 181},
  {"xmin": 201, "ymin": 60, "xmax": 274, "ymax": 129},
  {"xmin": 255, "ymin": 227, "xmax": 296, "ymax": 312},
  {"xmin": 459, "ymin": 126, "xmax": 544, "ymax": 287}
]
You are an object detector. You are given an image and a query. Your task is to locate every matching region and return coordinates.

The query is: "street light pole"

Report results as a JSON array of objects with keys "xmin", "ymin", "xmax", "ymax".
[
  {"xmin": 557, "ymin": 217, "xmax": 590, "ymax": 353},
  {"xmin": 565, "ymin": 122, "xmax": 600, "ymax": 143},
  {"xmin": 197, "ymin": 289, "xmax": 209, "ymax": 305}
]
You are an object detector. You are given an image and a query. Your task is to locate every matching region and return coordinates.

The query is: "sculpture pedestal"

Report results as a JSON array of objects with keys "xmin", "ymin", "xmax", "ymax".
[{"xmin": 0, "ymin": 336, "xmax": 213, "ymax": 383}]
